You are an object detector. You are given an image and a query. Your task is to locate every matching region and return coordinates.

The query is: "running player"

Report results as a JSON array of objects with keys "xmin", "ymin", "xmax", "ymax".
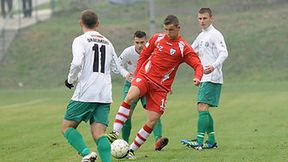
[
  {"xmin": 118, "ymin": 30, "xmax": 168, "ymax": 151},
  {"xmin": 61, "ymin": 9, "xmax": 131, "ymax": 162},
  {"xmin": 107, "ymin": 15, "xmax": 203, "ymax": 159}
]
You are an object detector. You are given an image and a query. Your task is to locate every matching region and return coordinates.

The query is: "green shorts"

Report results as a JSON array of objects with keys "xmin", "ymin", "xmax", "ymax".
[
  {"xmin": 64, "ymin": 100, "xmax": 110, "ymax": 126},
  {"xmin": 198, "ymin": 82, "xmax": 222, "ymax": 107},
  {"xmin": 123, "ymin": 80, "xmax": 146, "ymax": 110}
]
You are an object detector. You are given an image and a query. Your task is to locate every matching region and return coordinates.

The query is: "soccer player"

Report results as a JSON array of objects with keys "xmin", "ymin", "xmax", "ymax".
[
  {"xmin": 61, "ymin": 9, "xmax": 131, "ymax": 162},
  {"xmin": 107, "ymin": 15, "xmax": 203, "ymax": 159},
  {"xmin": 181, "ymin": 8, "xmax": 228, "ymax": 150},
  {"xmin": 118, "ymin": 30, "xmax": 168, "ymax": 150},
  {"xmin": 1, "ymin": 0, "xmax": 13, "ymax": 18}
]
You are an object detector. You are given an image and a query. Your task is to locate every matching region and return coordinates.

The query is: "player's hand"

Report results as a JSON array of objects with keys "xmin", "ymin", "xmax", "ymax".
[
  {"xmin": 193, "ymin": 78, "xmax": 200, "ymax": 86},
  {"xmin": 204, "ymin": 65, "xmax": 214, "ymax": 74},
  {"xmin": 65, "ymin": 79, "xmax": 74, "ymax": 89},
  {"xmin": 125, "ymin": 72, "xmax": 133, "ymax": 82}
]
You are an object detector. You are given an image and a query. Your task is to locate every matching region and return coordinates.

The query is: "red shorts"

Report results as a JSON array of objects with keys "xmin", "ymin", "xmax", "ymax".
[{"xmin": 131, "ymin": 75, "xmax": 168, "ymax": 114}]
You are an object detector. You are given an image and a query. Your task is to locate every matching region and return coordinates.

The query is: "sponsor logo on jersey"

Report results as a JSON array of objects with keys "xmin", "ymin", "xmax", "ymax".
[{"xmin": 170, "ymin": 48, "xmax": 176, "ymax": 55}]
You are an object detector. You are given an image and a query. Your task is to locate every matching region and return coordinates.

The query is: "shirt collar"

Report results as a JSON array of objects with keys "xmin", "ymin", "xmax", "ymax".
[{"xmin": 202, "ymin": 24, "xmax": 214, "ymax": 32}]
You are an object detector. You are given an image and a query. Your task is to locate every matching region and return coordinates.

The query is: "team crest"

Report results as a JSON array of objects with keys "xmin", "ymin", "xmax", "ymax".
[{"xmin": 170, "ymin": 48, "xmax": 176, "ymax": 55}]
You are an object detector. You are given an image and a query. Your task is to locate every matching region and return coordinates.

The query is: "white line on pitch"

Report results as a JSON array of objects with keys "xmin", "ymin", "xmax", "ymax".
[{"xmin": 0, "ymin": 98, "xmax": 49, "ymax": 109}]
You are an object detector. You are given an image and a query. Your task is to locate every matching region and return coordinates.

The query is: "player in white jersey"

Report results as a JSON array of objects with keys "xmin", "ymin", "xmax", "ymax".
[
  {"xmin": 181, "ymin": 8, "xmax": 228, "ymax": 150},
  {"xmin": 117, "ymin": 31, "xmax": 168, "ymax": 151},
  {"xmin": 61, "ymin": 9, "xmax": 131, "ymax": 162}
]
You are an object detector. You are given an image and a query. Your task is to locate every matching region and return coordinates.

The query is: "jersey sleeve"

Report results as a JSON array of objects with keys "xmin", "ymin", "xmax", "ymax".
[
  {"xmin": 67, "ymin": 37, "xmax": 84, "ymax": 84},
  {"xmin": 110, "ymin": 44, "xmax": 129, "ymax": 77},
  {"xmin": 134, "ymin": 34, "xmax": 157, "ymax": 75},
  {"xmin": 183, "ymin": 45, "xmax": 204, "ymax": 81},
  {"xmin": 211, "ymin": 32, "xmax": 228, "ymax": 69},
  {"xmin": 118, "ymin": 48, "xmax": 129, "ymax": 69},
  {"xmin": 191, "ymin": 35, "xmax": 200, "ymax": 54}
]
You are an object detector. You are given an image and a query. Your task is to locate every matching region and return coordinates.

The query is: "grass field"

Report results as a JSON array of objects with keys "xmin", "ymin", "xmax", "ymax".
[{"xmin": 0, "ymin": 81, "xmax": 287, "ymax": 162}]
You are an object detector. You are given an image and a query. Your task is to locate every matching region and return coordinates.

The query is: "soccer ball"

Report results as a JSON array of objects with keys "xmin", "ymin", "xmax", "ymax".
[{"xmin": 111, "ymin": 139, "xmax": 129, "ymax": 159}]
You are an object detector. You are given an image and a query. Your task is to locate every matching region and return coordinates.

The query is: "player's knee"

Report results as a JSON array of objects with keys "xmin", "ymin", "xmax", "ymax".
[
  {"xmin": 197, "ymin": 103, "xmax": 209, "ymax": 111},
  {"xmin": 124, "ymin": 96, "xmax": 137, "ymax": 105},
  {"xmin": 61, "ymin": 125, "xmax": 68, "ymax": 135}
]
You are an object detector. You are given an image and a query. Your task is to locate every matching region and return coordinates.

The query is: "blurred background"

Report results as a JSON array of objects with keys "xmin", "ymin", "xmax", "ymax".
[{"xmin": 0, "ymin": 0, "xmax": 287, "ymax": 88}]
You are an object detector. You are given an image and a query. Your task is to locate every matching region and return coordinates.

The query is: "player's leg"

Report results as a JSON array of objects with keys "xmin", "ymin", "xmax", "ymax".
[
  {"xmin": 192, "ymin": 82, "xmax": 211, "ymax": 149},
  {"xmin": 90, "ymin": 103, "xmax": 111, "ymax": 162},
  {"xmin": 61, "ymin": 120, "xmax": 92, "ymax": 156},
  {"xmin": 180, "ymin": 103, "xmax": 209, "ymax": 150},
  {"xmin": 128, "ymin": 89, "xmax": 167, "ymax": 158},
  {"xmin": 7, "ymin": 0, "xmax": 12, "ymax": 10},
  {"xmin": 122, "ymin": 81, "xmax": 137, "ymax": 143},
  {"xmin": 204, "ymin": 111, "xmax": 218, "ymax": 149},
  {"xmin": 91, "ymin": 124, "xmax": 110, "ymax": 162},
  {"xmin": 154, "ymin": 120, "xmax": 169, "ymax": 151},
  {"xmin": 128, "ymin": 110, "xmax": 161, "ymax": 159},
  {"xmin": 196, "ymin": 103, "xmax": 210, "ymax": 147},
  {"xmin": 1, "ymin": 0, "xmax": 6, "ymax": 18},
  {"xmin": 205, "ymin": 83, "xmax": 221, "ymax": 148},
  {"xmin": 122, "ymin": 107, "xmax": 137, "ymax": 143},
  {"xmin": 140, "ymin": 96, "xmax": 168, "ymax": 151},
  {"xmin": 108, "ymin": 76, "xmax": 148, "ymax": 142},
  {"xmin": 107, "ymin": 85, "xmax": 141, "ymax": 142},
  {"xmin": 153, "ymin": 119, "xmax": 162, "ymax": 141},
  {"xmin": 22, "ymin": 0, "xmax": 27, "ymax": 17},
  {"xmin": 27, "ymin": 0, "xmax": 32, "ymax": 17},
  {"xmin": 7, "ymin": 0, "xmax": 12, "ymax": 18},
  {"xmin": 61, "ymin": 101, "xmax": 93, "ymax": 157},
  {"xmin": 140, "ymin": 96, "xmax": 162, "ymax": 141},
  {"xmin": 122, "ymin": 110, "xmax": 132, "ymax": 142},
  {"xmin": 183, "ymin": 82, "xmax": 221, "ymax": 150}
]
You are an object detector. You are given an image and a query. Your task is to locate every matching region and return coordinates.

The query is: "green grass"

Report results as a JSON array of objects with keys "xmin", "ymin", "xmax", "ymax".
[{"xmin": 0, "ymin": 81, "xmax": 287, "ymax": 162}]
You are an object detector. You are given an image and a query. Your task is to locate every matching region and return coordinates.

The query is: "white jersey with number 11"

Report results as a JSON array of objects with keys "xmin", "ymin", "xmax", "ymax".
[{"xmin": 67, "ymin": 31, "xmax": 128, "ymax": 103}]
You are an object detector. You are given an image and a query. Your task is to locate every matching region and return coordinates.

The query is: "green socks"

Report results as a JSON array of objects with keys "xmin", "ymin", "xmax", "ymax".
[
  {"xmin": 196, "ymin": 111, "xmax": 216, "ymax": 145},
  {"xmin": 122, "ymin": 118, "xmax": 132, "ymax": 143},
  {"xmin": 197, "ymin": 111, "xmax": 209, "ymax": 145},
  {"xmin": 64, "ymin": 128, "xmax": 111, "ymax": 161},
  {"xmin": 153, "ymin": 119, "xmax": 163, "ymax": 141},
  {"xmin": 64, "ymin": 128, "xmax": 90, "ymax": 157},
  {"xmin": 207, "ymin": 112, "xmax": 216, "ymax": 144},
  {"xmin": 96, "ymin": 136, "xmax": 111, "ymax": 162}
]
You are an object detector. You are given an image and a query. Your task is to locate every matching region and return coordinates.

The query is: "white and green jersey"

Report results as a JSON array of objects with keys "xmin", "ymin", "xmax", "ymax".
[
  {"xmin": 192, "ymin": 25, "xmax": 228, "ymax": 84},
  {"xmin": 118, "ymin": 45, "xmax": 140, "ymax": 73},
  {"xmin": 67, "ymin": 31, "xmax": 128, "ymax": 103}
]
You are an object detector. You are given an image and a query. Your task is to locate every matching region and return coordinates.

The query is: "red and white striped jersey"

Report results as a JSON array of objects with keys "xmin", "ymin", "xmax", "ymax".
[{"xmin": 135, "ymin": 33, "xmax": 203, "ymax": 92}]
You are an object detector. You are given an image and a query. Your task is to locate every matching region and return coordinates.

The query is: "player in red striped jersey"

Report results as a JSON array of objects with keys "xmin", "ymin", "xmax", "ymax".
[{"xmin": 107, "ymin": 15, "xmax": 204, "ymax": 159}]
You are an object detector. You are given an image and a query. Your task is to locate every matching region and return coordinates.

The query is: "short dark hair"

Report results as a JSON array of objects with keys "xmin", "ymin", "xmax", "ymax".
[
  {"xmin": 199, "ymin": 8, "xmax": 213, "ymax": 17},
  {"xmin": 80, "ymin": 9, "xmax": 98, "ymax": 29},
  {"xmin": 134, "ymin": 31, "xmax": 146, "ymax": 39},
  {"xmin": 163, "ymin": 15, "xmax": 179, "ymax": 26}
]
